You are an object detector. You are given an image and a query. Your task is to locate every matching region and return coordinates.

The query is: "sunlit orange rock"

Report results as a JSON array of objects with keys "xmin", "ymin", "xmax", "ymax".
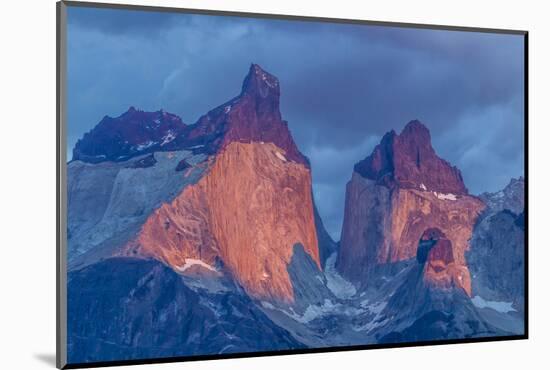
[
  {"xmin": 336, "ymin": 121, "xmax": 485, "ymax": 293},
  {"xmin": 420, "ymin": 228, "xmax": 472, "ymax": 295},
  {"xmin": 122, "ymin": 141, "xmax": 320, "ymax": 303}
]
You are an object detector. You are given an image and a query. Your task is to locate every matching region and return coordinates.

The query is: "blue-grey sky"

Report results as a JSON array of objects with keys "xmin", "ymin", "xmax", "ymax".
[{"xmin": 67, "ymin": 6, "xmax": 525, "ymax": 240}]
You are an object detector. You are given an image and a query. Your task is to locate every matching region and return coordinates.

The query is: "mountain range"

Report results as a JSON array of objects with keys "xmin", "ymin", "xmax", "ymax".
[{"xmin": 66, "ymin": 64, "xmax": 525, "ymax": 364}]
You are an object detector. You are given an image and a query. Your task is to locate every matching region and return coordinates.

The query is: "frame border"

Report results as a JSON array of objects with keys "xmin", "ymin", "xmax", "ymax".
[
  {"xmin": 56, "ymin": 1, "xmax": 529, "ymax": 369},
  {"xmin": 57, "ymin": 1, "xmax": 68, "ymax": 369}
]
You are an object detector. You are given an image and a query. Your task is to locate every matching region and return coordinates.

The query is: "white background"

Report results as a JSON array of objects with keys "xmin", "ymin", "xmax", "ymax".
[{"xmin": 0, "ymin": 0, "xmax": 547, "ymax": 369}]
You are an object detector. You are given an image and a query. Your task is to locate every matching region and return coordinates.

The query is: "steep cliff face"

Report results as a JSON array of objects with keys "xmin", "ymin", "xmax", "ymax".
[
  {"xmin": 123, "ymin": 141, "xmax": 319, "ymax": 302},
  {"xmin": 337, "ymin": 121, "xmax": 484, "ymax": 292},
  {"xmin": 420, "ymin": 228, "xmax": 471, "ymax": 294},
  {"xmin": 67, "ymin": 150, "xmax": 208, "ymax": 265},
  {"xmin": 70, "ymin": 64, "xmax": 324, "ymax": 303}
]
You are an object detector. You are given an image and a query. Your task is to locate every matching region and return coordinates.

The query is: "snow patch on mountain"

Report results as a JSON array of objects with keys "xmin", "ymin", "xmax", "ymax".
[
  {"xmin": 136, "ymin": 140, "xmax": 156, "ymax": 151},
  {"xmin": 471, "ymin": 295, "xmax": 516, "ymax": 313},
  {"xmin": 261, "ymin": 297, "xmax": 365, "ymax": 324},
  {"xmin": 433, "ymin": 191, "xmax": 457, "ymax": 201},
  {"xmin": 353, "ymin": 300, "xmax": 388, "ymax": 332},
  {"xmin": 176, "ymin": 258, "xmax": 218, "ymax": 273},
  {"xmin": 324, "ymin": 253, "xmax": 356, "ymax": 299},
  {"xmin": 275, "ymin": 151, "xmax": 287, "ymax": 162},
  {"xmin": 161, "ymin": 131, "xmax": 176, "ymax": 146}
]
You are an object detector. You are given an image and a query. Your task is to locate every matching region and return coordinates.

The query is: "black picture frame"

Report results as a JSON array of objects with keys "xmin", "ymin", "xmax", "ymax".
[{"xmin": 56, "ymin": 1, "xmax": 529, "ymax": 368}]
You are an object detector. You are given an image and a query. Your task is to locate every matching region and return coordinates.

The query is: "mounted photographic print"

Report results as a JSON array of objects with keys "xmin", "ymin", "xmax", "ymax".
[{"xmin": 56, "ymin": 1, "xmax": 528, "ymax": 368}]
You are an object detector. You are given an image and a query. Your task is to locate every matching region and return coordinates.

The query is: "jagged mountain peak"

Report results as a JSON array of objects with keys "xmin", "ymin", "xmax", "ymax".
[
  {"xmin": 238, "ymin": 63, "xmax": 282, "ymax": 120},
  {"xmin": 401, "ymin": 119, "xmax": 431, "ymax": 139},
  {"xmin": 418, "ymin": 228, "xmax": 471, "ymax": 295},
  {"xmin": 72, "ymin": 108, "xmax": 187, "ymax": 163},
  {"xmin": 354, "ymin": 119, "xmax": 467, "ymax": 195},
  {"xmin": 71, "ymin": 64, "xmax": 309, "ymax": 166},
  {"xmin": 480, "ymin": 176, "xmax": 524, "ymax": 215},
  {"xmin": 241, "ymin": 63, "xmax": 280, "ymax": 97},
  {"xmin": 190, "ymin": 63, "xmax": 308, "ymax": 166}
]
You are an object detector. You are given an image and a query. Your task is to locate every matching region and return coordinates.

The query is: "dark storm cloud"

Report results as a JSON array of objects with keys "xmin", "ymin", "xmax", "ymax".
[
  {"xmin": 67, "ymin": 6, "xmax": 524, "ymax": 239},
  {"xmin": 67, "ymin": 6, "xmax": 183, "ymax": 36}
]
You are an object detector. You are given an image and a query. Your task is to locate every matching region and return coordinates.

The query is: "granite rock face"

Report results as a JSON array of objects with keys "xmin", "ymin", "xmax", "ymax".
[
  {"xmin": 122, "ymin": 141, "xmax": 320, "ymax": 303},
  {"xmin": 421, "ymin": 228, "xmax": 471, "ymax": 294},
  {"xmin": 67, "ymin": 150, "xmax": 208, "ymax": 265},
  {"xmin": 336, "ymin": 122, "xmax": 484, "ymax": 293}
]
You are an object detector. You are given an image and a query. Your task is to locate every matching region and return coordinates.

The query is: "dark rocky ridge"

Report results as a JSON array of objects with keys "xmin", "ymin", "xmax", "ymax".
[
  {"xmin": 68, "ymin": 258, "xmax": 304, "ymax": 363},
  {"xmin": 73, "ymin": 108, "xmax": 188, "ymax": 163}
]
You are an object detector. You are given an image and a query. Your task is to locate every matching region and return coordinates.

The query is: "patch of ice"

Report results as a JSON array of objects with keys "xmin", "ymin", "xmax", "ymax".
[
  {"xmin": 471, "ymin": 295, "xmax": 516, "ymax": 313},
  {"xmin": 160, "ymin": 131, "xmax": 176, "ymax": 146},
  {"xmin": 353, "ymin": 318, "xmax": 389, "ymax": 332},
  {"xmin": 176, "ymin": 258, "xmax": 217, "ymax": 273},
  {"xmin": 352, "ymin": 300, "xmax": 388, "ymax": 332},
  {"xmin": 183, "ymin": 276, "xmax": 228, "ymax": 294},
  {"xmin": 136, "ymin": 140, "xmax": 155, "ymax": 151},
  {"xmin": 224, "ymin": 105, "xmax": 231, "ymax": 113},
  {"xmin": 366, "ymin": 301, "xmax": 387, "ymax": 315},
  {"xmin": 261, "ymin": 298, "xmax": 363, "ymax": 324},
  {"xmin": 433, "ymin": 191, "xmax": 457, "ymax": 201},
  {"xmin": 260, "ymin": 72, "xmax": 278, "ymax": 88},
  {"xmin": 285, "ymin": 299, "xmax": 341, "ymax": 324},
  {"xmin": 275, "ymin": 151, "xmax": 287, "ymax": 162},
  {"xmin": 324, "ymin": 253, "xmax": 356, "ymax": 299},
  {"xmin": 219, "ymin": 344, "xmax": 236, "ymax": 354},
  {"xmin": 261, "ymin": 301, "xmax": 276, "ymax": 310},
  {"xmin": 420, "ymin": 183, "xmax": 427, "ymax": 191}
]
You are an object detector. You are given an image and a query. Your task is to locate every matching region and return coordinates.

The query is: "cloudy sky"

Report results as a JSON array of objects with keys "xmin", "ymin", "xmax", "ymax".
[{"xmin": 67, "ymin": 5, "xmax": 525, "ymax": 240}]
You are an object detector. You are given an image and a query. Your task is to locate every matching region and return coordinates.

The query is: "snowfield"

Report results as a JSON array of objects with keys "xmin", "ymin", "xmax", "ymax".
[
  {"xmin": 433, "ymin": 191, "xmax": 458, "ymax": 201},
  {"xmin": 324, "ymin": 253, "xmax": 357, "ymax": 299},
  {"xmin": 176, "ymin": 258, "xmax": 218, "ymax": 273},
  {"xmin": 471, "ymin": 295, "xmax": 517, "ymax": 313}
]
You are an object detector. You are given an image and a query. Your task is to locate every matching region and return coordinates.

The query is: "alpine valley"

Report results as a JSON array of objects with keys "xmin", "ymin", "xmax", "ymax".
[{"xmin": 66, "ymin": 64, "xmax": 525, "ymax": 363}]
